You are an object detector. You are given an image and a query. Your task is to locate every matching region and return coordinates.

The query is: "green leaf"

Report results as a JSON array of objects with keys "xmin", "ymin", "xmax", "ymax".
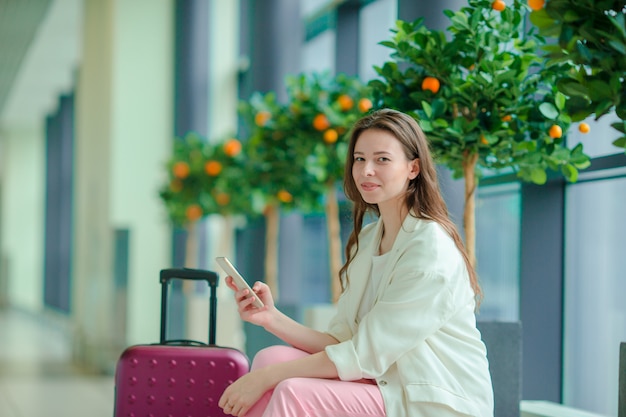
[
  {"xmin": 420, "ymin": 120, "xmax": 434, "ymax": 132},
  {"xmin": 608, "ymin": 40, "xmax": 626, "ymax": 55},
  {"xmin": 421, "ymin": 100, "xmax": 433, "ymax": 118},
  {"xmin": 557, "ymin": 79, "xmax": 589, "ymax": 98},
  {"xmin": 594, "ymin": 100, "xmax": 614, "ymax": 118},
  {"xmin": 564, "ymin": 96, "xmax": 593, "ymax": 121},
  {"xmin": 563, "ymin": 10, "xmax": 581, "ymax": 23},
  {"xmin": 573, "ymin": 159, "xmax": 591, "ymax": 169},
  {"xmin": 611, "ymin": 121, "xmax": 626, "ymax": 134},
  {"xmin": 515, "ymin": 141, "xmax": 537, "ymax": 152},
  {"xmin": 530, "ymin": 167, "xmax": 548, "ymax": 184},
  {"xmin": 530, "ymin": 8, "xmax": 557, "ymax": 30},
  {"xmin": 451, "ymin": 11, "xmax": 471, "ymax": 31},
  {"xmin": 613, "ymin": 136, "xmax": 626, "ymax": 149},
  {"xmin": 379, "ymin": 41, "xmax": 397, "ymax": 49},
  {"xmin": 609, "ymin": 13, "xmax": 626, "ymax": 40},
  {"xmin": 433, "ymin": 118, "xmax": 449, "ymax": 128},
  {"xmin": 555, "ymin": 92, "xmax": 566, "ymax": 111},
  {"xmin": 561, "ymin": 164, "xmax": 578, "ymax": 182},
  {"xmin": 431, "ymin": 100, "xmax": 446, "ymax": 118},
  {"xmin": 587, "ymin": 80, "xmax": 613, "ymax": 101},
  {"xmin": 539, "ymin": 102, "xmax": 560, "ymax": 120},
  {"xmin": 617, "ymin": 103, "xmax": 626, "ymax": 121}
]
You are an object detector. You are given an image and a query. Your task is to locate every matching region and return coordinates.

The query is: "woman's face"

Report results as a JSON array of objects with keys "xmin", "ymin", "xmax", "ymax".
[{"xmin": 352, "ymin": 128, "xmax": 419, "ymax": 211}]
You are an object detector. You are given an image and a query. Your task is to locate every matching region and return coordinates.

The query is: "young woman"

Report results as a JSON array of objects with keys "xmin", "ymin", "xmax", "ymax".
[{"xmin": 218, "ymin": 109, "xmax": 494, "ymax": 417}]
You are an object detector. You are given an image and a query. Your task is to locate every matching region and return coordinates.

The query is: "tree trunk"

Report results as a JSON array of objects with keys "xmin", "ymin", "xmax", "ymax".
[
  {"xmin": 325, "ymin": 183, "xmax": 343, "ymax": 303},
  {"xmin": 264, "ymin": 204, "xmax": 280, "ymax": 299},
  {"xmin": 462, "ymin": 151, "xmax": 479, "ymax": 268},
  {"xmin": 183, "ymin": 221, "xmax": 199, "ymax": 340},
  {"xmin": 185, "ymin": 222, "xmax": 199, "ymax": 268}
]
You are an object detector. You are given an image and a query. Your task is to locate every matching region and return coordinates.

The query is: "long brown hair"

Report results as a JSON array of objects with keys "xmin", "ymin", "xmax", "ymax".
[{"xmin": 339, "ymin": 109, "xmax": 482, "ymax": 304}]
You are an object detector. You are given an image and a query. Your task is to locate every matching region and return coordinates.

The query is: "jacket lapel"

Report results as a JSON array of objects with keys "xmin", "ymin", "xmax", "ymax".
[
  {"xmin": 344, "ymin": 218, "xmax": 383, "ymax": 330},
  {"xmin": 372, "ymin": 214, "xmax": 420, "ymax": 302}
]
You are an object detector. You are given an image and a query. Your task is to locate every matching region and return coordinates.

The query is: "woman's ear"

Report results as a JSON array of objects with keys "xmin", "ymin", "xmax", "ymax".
[{"xmin": 408, "ymin": 158, "xmax": 420, "ymax": 180}]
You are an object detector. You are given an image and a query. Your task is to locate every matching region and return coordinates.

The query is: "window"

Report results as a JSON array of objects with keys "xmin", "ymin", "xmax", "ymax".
[
  {"xmin": 569, "ymin": 113, "xmax": 622, "ymax": 158},
  {"xmin": 301, "ymin": 0, "xmax": 336, "ymax": 73},
  {"xmin": 475, "ymin": 183, "xmax": 521, "ymax": 320},
  {"xmin": 563, "ymin": 170, "xmax": 626, "ymax": 416},
  {"xmin": 358, "ymin": 0, "xmax": 396, "ymax": 80}
]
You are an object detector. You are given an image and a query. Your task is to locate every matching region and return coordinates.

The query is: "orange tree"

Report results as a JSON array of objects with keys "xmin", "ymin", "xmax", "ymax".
[
  {"xmin": 239, "ymin": 72, "xmax": 373, "ymax": 302},
  {"xmin": 284, "ymin": 72, "xmax": 373, "ymax": 302},
  {"xmin": 239, "ymin": 91, "xmax": 322, "ymax": 298},
  {"xmin": 368, "ymin": 0, "xmax": 590, "ymax": 266},
  {"xmin": 159, "ymin": 132, "xmax": 252, "ymax": 265},
  {"xmin": 529, "ymin": 0, "xmax": 626, "ymax": 151}
]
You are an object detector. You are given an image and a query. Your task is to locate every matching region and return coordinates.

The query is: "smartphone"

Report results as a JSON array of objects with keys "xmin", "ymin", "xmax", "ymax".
[{"xmin": 215, "ymin": 256, "xmax": 264, "ymax": 308}]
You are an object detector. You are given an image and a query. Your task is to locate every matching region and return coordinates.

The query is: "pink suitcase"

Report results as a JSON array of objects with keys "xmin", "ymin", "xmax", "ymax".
[{"xmin": 114, "ymin": 268, "xmax": 250, "ymax": 417}]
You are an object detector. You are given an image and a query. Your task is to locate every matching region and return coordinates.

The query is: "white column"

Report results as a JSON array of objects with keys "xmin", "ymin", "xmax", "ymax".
[
  {"xmin": 73, "ymin": 0, "xmax": 173, "ymax": 371},
  {"xmin": 109, "ymin": 0, "xmax": 173, "ymax": 347},
  {"xmin": 0, "ymin": 125, "xmax": 46, "ymax": 311}
]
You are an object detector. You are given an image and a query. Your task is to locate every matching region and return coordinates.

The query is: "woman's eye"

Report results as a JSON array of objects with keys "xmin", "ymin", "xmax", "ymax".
[
  {"xmin": 378, "ymin": 157, "xmax": 390, "ymax": 162},
  {"xmin": 354, "ymin": 156, "xmax": 365, "ymax": 162}
]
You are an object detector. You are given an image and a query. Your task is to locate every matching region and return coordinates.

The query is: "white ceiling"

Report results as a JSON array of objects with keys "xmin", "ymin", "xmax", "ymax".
[{"xmin": 0, "ymin": 0, "xmax": 82, "ymax": 129}]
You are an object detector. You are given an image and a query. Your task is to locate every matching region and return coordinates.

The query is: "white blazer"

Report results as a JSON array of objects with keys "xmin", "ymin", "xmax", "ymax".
[{"xmin": 325, "ymin": 214, "xmax": 494, "ymax": 417}]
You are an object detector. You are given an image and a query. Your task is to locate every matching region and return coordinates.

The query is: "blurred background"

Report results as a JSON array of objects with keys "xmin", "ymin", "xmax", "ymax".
[{"xmin": 0, "ymin": 0, "xmax": 624, "ymax": 416}]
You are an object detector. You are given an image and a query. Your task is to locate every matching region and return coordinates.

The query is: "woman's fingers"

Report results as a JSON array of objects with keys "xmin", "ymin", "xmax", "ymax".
[{"xmin": 225, "ymin": 276, "xmax": 239, "ymax": 291}]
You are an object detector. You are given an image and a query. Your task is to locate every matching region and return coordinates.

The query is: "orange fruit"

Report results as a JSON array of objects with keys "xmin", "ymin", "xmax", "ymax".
[
  {"xmin": 480, "ymin": 135, "xmax": 489, "ymax": 145},
  {"xmin": 548, "ymin": 124, "xmax": 563, "ymax": 139},
  {"xmin": 313, "ymin": 113, "xmax": 331, "ymax": 131},
  {"xmin": 337, "ymin": 94, "xmax": 354, "ymax": 111},
  {"xmin": 323, "ymin": 129, "xmax": 339, "ymax": 144},
  {"xmin": 421, "ymin": 77, "xmax": 440, "ymax": 94},
  {"xmin": 578, "ymin": 122, "xmax": 590, "ymax": 134},
  {"xmin": 186, "ymin": 204, "xmax": 203, "ymax": 222},
  {"xmin": 254, "ymin": 111, "xmax": 271, "ymax": 127},
  {"xmin": 215, "ymin": 192, "xmax": 230, "ymax": 206},
  {"xmin": 358, "ymin": 98, "xmax": 373, "ymax": 113},
  {"xmin": 277, "ymin": 190, "xmax": 293, "ymax": 203},
  {"xmin": 172, "ymin": 161, "xmax": 190, "ymax": 179},
  {"xmin": 501, "ymin": 115, "xmax": 512, "ymax": 122},
  {"xmin": 528, "ymin": 0, "xmax": 544, "ymax": 11},
  {"xmin": 204, "ymin": 160, "xmax": 223, "ymax": 176},
  {"xmin": 223, "ymin": 138, "xmax": 242, "ymax": 157},
  {"xmin": 492, "ymin": 0, "xmax": 506, "ymax": 11}
]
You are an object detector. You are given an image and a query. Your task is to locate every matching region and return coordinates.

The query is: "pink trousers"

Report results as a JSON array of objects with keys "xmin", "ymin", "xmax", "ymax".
[{"xmin": 243, "ymin": 345, "xmax": 386, "ymax": 417}]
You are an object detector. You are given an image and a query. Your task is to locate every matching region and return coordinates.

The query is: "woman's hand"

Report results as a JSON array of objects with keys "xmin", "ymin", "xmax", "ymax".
[
  {"xmin": 225, "ymin": 277, "xmax": 276, "ymax": 328},
  {"xmin": 218, "ymin": 368, "xmax": 272, "ymax": 416}
]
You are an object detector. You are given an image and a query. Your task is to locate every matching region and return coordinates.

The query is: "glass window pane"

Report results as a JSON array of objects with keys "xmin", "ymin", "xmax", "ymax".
[
  {"xmin": 359, "ymin": 0, "xmax": 396, "ymax": 80},
  {"xmin": 568, "ymin": 112, "xmax": 622, "ymax": 158},
  {"xmin": 301, "ymin": 29, "xmax": 335, "ymax": 73},
  {"xmin": 563, "ymin": 175, "xmax": 626, "ymax": 416},
  {"xmin": 475, "ymin": 183, "xmax": 521, "ymax": 321},
  {"xmin": 300, "ymin": 0, "xmax": 334, "ymax": 17}
]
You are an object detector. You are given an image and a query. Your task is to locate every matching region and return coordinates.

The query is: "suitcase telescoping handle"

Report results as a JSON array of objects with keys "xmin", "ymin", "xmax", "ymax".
[{"xmin": 159, "ymin": 268, "xmax": 219, "ymax": 345}]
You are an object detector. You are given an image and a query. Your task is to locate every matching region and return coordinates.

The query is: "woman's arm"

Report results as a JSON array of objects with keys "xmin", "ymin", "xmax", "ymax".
[
  {"xmin": 218, "ymin": 350, "xmax": 338, "ymax": 416},
  {"xmin": 227, "ymin": 276, "xmax": 339, "ymax": 353},
  {"xmin": 263, "ymin": 308, "xmax": 339, "ymax": 353},
  {"xmin": 262, "ymin": 349, "xmax": 338, "ymax": 383}
]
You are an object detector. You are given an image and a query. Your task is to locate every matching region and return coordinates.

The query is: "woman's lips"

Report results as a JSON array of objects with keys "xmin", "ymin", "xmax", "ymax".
[{"xmin": 360, "ymin": 182, "xmax": 379, "ymax": 191}]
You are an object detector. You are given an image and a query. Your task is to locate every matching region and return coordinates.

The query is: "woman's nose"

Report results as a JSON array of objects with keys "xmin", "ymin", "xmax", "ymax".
[{"xmin": 362, "ymin": 162, "xmax": 374, "ymax": 176}]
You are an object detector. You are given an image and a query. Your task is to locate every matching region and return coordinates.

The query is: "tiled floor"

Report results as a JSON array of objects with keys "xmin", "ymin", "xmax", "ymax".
[{"xmin": 0, "ymin": 308, "xmax": 114, "ymax": 417}]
